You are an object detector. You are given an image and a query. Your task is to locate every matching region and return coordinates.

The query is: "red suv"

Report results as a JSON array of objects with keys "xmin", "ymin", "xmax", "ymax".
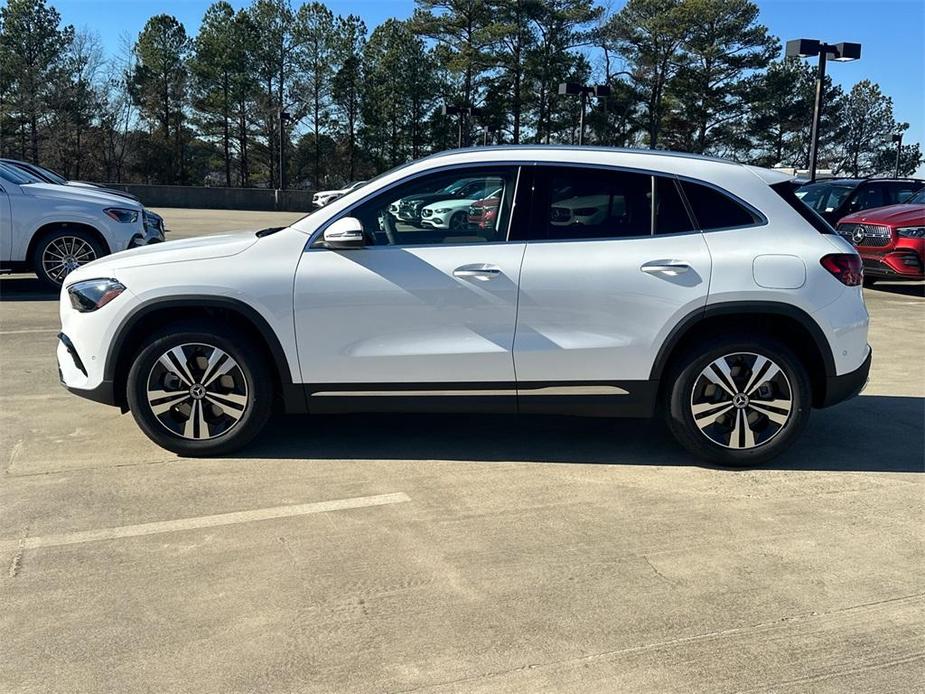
[{"xmin": 836, "ymin": 187, "xmax": 925, "ymax": 285}]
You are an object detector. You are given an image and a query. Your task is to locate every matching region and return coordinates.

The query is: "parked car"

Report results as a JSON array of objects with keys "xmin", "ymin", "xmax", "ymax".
[
  {"xmin": 0, "ymin": 157, "xmax": 166, "ymax": 239},
  {"xmin": 835, "ymin": 187, "xmax": 925, "ymax": 284},
  {"xmin": 57, "ymin": 146, "xmax": 870, "ymax": 466},
  {"xmin": 467, "ymin": 193, "xmax": 501, "ymax": 230},
  {"xmin": 312, "ymin": 180, "xmax": 367, "ymax": 208},
  {"xmin": 388, "ymin": 177, "xmax": 482, "ymax": 226},
  {"xmin": 0, "ymin": 162, "xmax": 165, "ymax": 287},
  {"xmin": 420, "ymin": 181, "xmax": 503, "ymax": 231},
  {"xmin": 796, "ymin": 177, "xmax": 924, "ymax": 224}
]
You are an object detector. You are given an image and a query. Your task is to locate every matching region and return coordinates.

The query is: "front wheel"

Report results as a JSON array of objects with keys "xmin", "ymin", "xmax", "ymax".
[
  {"xmin": 664, "ymin": 337, "xmax": 811, "ymax": 467},
  {"xmin": 33, "ymin": 228, "xmax": 105, "ymax": 288},
  {"xmin": 127, "ymin": 322, "xmax": 273, "ymax": 456}
]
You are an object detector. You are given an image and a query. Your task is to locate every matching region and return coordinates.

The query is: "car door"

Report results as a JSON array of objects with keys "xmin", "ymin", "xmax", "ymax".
[
  {"xmin": 294, "ymin": 165, "xmax": 526, "ymax": 413},
  {"xmin": 512, "ymin": 166, "xmax": 712, "ymax": 416}
]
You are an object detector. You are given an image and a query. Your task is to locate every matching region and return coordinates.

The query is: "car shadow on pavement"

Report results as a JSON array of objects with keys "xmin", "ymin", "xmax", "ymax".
[
  {"xmin": 240, "ymin": 394, "xmax": 924, "ymax": 473},
  {"xmin": 867, "ymin": 282, "xmax": 925, "ymax": 297},
  {"xmin": 0, "ymin": 276, "xmax": 58, "ymax": 301}
]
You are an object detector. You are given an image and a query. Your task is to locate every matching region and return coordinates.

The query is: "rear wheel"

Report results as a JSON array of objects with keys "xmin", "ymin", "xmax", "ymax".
[
  {"xmin": 664, "ymin": 336, "xmax": 811, "ymax": 466},
  {"xmin": 32, "ymin": 228, "xmax": 104, "ymax": 288},
  {"xmin": 127, "ymin": 322, "xmax": 273, "ymax": 456}
]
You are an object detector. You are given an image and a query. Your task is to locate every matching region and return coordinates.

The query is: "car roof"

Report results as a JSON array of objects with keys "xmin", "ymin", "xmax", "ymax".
[
  {"xmin": 803, "ymin": 177, "xmax": 925, "ymax": 186},
  {"xmin": 414, "ymin": 145, "xmax": 794, "ymax": 186}
]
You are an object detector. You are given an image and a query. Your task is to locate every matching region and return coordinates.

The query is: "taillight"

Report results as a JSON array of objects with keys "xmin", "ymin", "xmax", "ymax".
[{"xmin": 820, "ymin": 253, "xmax": 863, "ymax": 286}]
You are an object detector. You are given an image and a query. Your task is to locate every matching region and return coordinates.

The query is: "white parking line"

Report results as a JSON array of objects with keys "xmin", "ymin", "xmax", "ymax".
[
  {"xmin": 0, "ymin": 329, "xmax": 58, "ymax": 335},
  {"xmin": 0, "ymin": 492, "xmax": 410, "ymax": 553}
]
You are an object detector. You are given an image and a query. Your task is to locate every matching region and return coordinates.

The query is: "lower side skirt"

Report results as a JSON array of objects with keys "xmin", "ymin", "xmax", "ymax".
[{"xmin": 304, "ymin": 381, "xmax": 659, "ymax": 418}]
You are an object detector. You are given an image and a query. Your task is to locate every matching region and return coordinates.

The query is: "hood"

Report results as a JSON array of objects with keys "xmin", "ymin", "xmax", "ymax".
[
  {"xmin": 22, "ymin": 182, "xmax": 143, "ymax": 208},
  {"xmin": 839, "ymin": 204, "xmax": 925, "ymax": 227},
  {"xmin": 68, "ymin": 181, "xmax": 140, "ymax": 201},
  {"xmin": 66, "ymin": 231, "xmax": 260, "ymax": 283}
]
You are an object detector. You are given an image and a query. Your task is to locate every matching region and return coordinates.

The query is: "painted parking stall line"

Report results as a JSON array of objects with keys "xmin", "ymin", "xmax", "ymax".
[{"xmin": 0, "ymin": 492, "xmax": 410, "ymax": 553}]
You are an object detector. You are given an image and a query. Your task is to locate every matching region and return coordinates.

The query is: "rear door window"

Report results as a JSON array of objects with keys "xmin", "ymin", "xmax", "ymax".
[{"xmin": 520, "ymin": 166, "xmax": 697, "ymax": 240}]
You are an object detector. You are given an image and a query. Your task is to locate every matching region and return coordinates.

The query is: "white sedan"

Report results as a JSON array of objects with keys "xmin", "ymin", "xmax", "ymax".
[
  {"xmin": 420, "ymin": 185, "xmax": 503, "ymax": 230},
  {"xmin": 312, "ymin": 180, "xmax": 367, "ymax": 208}
]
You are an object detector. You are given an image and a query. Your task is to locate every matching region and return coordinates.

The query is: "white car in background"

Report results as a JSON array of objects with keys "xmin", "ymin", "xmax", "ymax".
[
  {"xmin": 312, "ymin": 180, "xmax": 367, "ymax": 208},
  {"xmin": 57, "ymin": 146, "xmax": 870, "ymax": 466},
  {"xmin": 420, "ymin": 183, "xmax": 504, "ymax": 231},
  {"xmin": 0, "ymin": 163, "xmax": 164, "ymax": 287}
]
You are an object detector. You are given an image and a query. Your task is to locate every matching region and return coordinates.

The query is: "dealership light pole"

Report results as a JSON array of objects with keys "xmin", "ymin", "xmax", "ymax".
[
  {"xmin": 892, "ymin": 130, "xmax": 905, "ymax": 178},
  {"xmin": 558, "ymin": 83, "xmax": 611, "ymax": 145},
  {"xmin": 442, "ymin": 105, "xmax": 484, "ymax": 148},
  {"xmin": 785, "ymin": 39, "xmax": 861, "ymax": 182},
  {"xmin": 278, "ymin": 109, "xmax": 290, "ymax": 190}
]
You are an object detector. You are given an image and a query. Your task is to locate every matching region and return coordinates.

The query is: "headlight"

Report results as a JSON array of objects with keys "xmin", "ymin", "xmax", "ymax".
[
  {"xmin": 896, "ymin": 226, "xmax": 925, "ymax": 238},
  {"xmin": 434, "ymin": 208, "xmax": 452, "ymax": 214},
  {"xmin": 104, "ymin": 208, "xmax": 139, "ymax": 223},
  {"xmin": 67, "ymin": 279, "xmax": 126, "ymax": 312}
]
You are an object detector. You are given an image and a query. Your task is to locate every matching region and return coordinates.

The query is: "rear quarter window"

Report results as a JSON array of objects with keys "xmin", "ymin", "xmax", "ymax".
[
  {"xmin": 771, "ymin": 181, "xmax": 836, "ymax": 234},
  {"xmin": 679, "ymin": 180, "xmax": 761, "ymax": 230}
]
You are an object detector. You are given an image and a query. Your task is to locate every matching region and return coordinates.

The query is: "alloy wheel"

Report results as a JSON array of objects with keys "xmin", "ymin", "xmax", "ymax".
[
  {"xmin": 145, "ymin": 343, "xmax": 249, "ymax": 440},
  {"xmin": 690, "ymin": 352, "xmax": 793, "ymax": 450},
  {"xmin": 42, "ymin": 236, "xmax": 97, "ymax": 283}
]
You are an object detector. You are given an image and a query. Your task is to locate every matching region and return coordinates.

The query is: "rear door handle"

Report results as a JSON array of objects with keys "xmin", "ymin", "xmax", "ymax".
[
  {"xmin": 453, "ymin": 263, "xmax": 502, "ymax": 281},
  {"xmin": 641, "ymin": 260, "xmax": 690, "ymax": 276}
]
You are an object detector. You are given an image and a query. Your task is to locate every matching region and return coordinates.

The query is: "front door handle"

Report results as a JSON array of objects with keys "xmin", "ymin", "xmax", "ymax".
[
  {"xmin": 641, "ymin": 260, "xmax": 691, "ymax": 276},
  {"xmin": 453, "ymin": 263, "xmax": 502, "ymax": 281}
]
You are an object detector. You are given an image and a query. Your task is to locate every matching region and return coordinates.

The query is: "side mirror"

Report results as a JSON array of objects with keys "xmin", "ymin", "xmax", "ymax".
[{"xmin": 323, "ymin": 216, "xmax": 366, "ymax": 249}]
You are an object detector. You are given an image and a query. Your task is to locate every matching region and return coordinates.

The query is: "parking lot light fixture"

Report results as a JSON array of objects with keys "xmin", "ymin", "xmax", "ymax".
[
  {"xmin": 785, "ymin": 39, "xmax": 862, "ymax": 183},
  {"xmin": 558, "ymin": 83, "xmax": 612, "ymax": 146}
]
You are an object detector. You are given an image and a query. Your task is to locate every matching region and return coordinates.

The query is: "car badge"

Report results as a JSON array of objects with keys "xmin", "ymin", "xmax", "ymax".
[{"xmin": 852, "ymin": 226, "xmax": 866, "ymax": 244}]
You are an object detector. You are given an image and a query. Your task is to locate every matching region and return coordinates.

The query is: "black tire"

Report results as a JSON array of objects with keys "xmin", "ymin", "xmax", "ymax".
[
  {"xmin": 863, "ymin": 276, "xmax": 877, "ymax": 288},
  {"xmin": 449, "ymin": 211, "xmax": 467, "ymax": 231},
  {"xmin": 126, "ymin": 321, "xmax": 273, "ymax": 457},
  {"xmin": 32, "ymin": 228, "xmax": 106, "ymax": 289},
  {"xmin": 664, "ymin": 335, "xmax": 812, "ymax": 467}
]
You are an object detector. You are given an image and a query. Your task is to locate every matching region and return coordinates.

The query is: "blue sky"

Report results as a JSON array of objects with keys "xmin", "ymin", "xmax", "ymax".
[{"xmin": 53, "ymin": 0, "xmax": 924, "ymax": 172}]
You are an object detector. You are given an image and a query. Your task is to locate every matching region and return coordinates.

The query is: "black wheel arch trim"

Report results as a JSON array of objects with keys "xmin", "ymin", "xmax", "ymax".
[
  {"xmin": 105, "ymin": 295, "xmax": 307, "ymax": 414},
  {"xmin": 649, "ymin": 301, "xmax": 837, "ymax": 383}
]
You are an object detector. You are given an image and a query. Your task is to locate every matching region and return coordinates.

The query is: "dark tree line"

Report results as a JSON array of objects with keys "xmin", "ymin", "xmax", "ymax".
[{"xmin": 0, "ymin": 0, "xmax": 920, "ymax": 189}]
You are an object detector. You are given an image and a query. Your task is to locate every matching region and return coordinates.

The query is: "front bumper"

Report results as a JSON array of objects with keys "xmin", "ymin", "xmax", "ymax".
[
  {"xmin": 820, "ymin": 347, "xmax": 872, "ymax": 408},
  {"xmin": 129, "ymin": 219, "xmax": 166, "ymax": 248},
  {"xmin": 57, "ymin": 333, "xmax": 119, "ymax": 406}
]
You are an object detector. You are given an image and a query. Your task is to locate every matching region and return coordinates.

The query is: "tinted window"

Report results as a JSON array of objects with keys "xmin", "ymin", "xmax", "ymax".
[
  {"xmin": 681, "ymin": 180, "xmax": 760, "ymax": 230},
  {"xmin": 887, "ymin": 182, "xmax": 924, "ymax": 204},
  {"xmin": 538, "ymin": 167, "xmax": 652, "ymax": 240},
  {"xmin": 846, "ymin": 184, "xmax": 884, "ymax": 213},
  {"xmin": 336, "ymin": 167, "xmax": 516, "ymax": 246},
  {"xmin": 771, "ymin": 181, "xmax": 835, "ymax": 234},
  {"xmin": 0, "ymin": 163, "xmax": 40, "ymax": 185},
  {"xmin": 655, "ymin": 177, "xmax": 695, "ymax": 234},
  {"xmin": 907, "ymin": 188, "xmax": 925, "ymax": 205},
  {"xmin": 796, "ymin": 182, "xmax": 854, "ymax": 213}
]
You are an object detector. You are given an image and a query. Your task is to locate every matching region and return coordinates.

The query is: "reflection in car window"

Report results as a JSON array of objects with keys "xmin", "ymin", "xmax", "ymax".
[
  {"xmin": 542, "ymin": 168, "xmax": 652, "ymax": 239},
  {"xmin": 341, "ymin": 167, "xmax": 517, "ymax": 246},
  {"xmin": 681, "ymin": 180, "xmax": 760, "ymax": 230},
  {"xmin": 907, "ymin": 188, "xmax": 925, "ymax": 205}
]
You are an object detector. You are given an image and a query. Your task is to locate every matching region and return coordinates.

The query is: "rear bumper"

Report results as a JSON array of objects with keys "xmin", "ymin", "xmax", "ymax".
[{"xmin": 820, "ymin": 347, "xmax": 871, "ymax": 408}]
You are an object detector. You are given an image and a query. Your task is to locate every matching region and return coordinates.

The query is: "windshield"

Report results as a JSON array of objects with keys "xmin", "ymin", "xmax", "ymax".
[
  {"xmin": 0, "ymin": 163, "xmax": 42, "ymax": 185},
  {"xmin": 906, "ymin": 188, "xmax": 925, "ymax": 205},
  {"xmin": 28, "ymin": 162, "xmax": 68, "ymax": 185},
  {"xmin": 796, "ymin": 182, "xmax": 854, "ymax": 213}
]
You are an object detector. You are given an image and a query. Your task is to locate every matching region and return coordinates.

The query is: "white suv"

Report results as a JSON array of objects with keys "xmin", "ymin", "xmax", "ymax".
[
  {"xmin": 0, "ymin": 163, "xmax": 164, "ymax": 287},
  {"xmin": 57, "ymin": 147, "xmax": 871, "ymax": 465}
]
